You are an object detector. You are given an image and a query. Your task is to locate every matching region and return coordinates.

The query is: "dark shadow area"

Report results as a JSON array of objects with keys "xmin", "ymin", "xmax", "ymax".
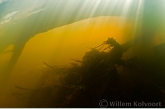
[
  {"xmin": 10, "ymin": 38, "xmax": 165, "ymax": 108},
  {"xmin": 0, "ymin": 0, "xmax": 165, "ymax": 108}
]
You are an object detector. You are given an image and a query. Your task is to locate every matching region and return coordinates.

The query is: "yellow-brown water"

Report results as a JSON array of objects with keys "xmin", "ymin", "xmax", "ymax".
[
  {"xmin": 0, "ymin": 15, "xmax": 165, "ymax": 107},
  {"xmin": 0, "ymin": 16, "xmax": 134, "ymax": 107},
  {"xmin": 0, "ymin": 0, "xmax": 165, "ymax": 108},
  {"xmin": 12, "ymin": 16, "xmax": 133, "ymax": 74}
]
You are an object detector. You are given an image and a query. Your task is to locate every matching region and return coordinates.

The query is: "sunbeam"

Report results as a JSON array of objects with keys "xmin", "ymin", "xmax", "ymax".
[{"xmin": 0, "ymin": 0, "xmax": 165, "ymax": 108}]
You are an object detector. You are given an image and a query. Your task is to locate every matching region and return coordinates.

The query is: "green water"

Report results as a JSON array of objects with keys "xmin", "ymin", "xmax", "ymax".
[{"xmin": 0, "ymin": 0, "xmax": 165, "ymax": 107}]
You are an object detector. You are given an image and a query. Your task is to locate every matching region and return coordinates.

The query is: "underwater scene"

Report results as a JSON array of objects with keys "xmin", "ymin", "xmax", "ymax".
[{"xmin": 0, "ymin": 0, "xmax": 165, "ymax": 108}]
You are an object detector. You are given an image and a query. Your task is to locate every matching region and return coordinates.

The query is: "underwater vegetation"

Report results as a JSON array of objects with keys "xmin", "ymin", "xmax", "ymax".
[
  {"xmin": 1, "ymin": 0, "xmax": 165, "ymax": 108},
  {"xmin": 11, "ymin": 37, "xmax": 165, "ymax": 108}
]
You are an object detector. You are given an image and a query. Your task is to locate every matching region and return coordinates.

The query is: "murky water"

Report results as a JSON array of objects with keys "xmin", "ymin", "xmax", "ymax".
[{"xmin": 0, "ymin": 0, "xmax": 165, "ymax": 107}]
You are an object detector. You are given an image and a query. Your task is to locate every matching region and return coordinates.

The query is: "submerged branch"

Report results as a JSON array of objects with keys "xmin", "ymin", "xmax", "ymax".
[
  {"xmin": 15, "ymin": 85, "xmax": 35, "ymax": 90},
  {"xmin": 42, "ymin": 62, "xmax": 53, "ymax": 68}
]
